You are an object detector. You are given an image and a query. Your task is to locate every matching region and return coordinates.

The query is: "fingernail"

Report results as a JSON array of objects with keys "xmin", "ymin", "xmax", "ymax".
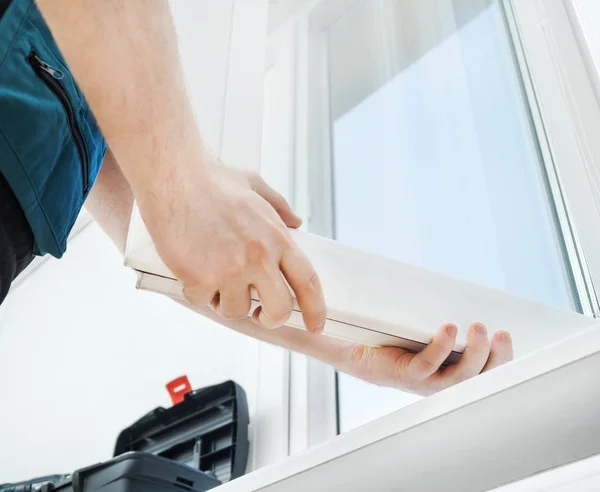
[
  {"xmin": 475, "ymin": 323, "xmax": 487, "ymax": 335},
  {"xmin": 315, "ymin": 321, "xmax": 325, "ymax": 334},
  {"xmin": 499, "ymin": 332, "xmax": 512, "ymax": 343},
  {"xmin": 445, "ymin": 324, "xmax": 457, "ymax": 337}
]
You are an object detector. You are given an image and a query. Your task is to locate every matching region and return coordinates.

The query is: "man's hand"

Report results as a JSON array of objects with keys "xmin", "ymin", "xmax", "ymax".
[
  {"xmin": 340, "ymin": 323, "xmax": 513, "ymax": 395},
  {"xmin": 140, "ymin": 154, "xmax": 326, "ymax": 332},
  {"xmin": 37, "ymin": 0, "xmax": 326, "ymax": 333}
]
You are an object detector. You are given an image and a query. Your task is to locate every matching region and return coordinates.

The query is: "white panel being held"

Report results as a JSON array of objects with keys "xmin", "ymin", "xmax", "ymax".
[{"xmin": 124, "ymin": 203, "xmax": 599, "ymax": 361}]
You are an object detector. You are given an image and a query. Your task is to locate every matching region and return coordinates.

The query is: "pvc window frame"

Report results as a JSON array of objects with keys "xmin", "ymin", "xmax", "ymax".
[
  {"xmin": 204, "ymin": 0, "xmax": 294, "ymax": 471},
  {"xmin": 261, "ymin": 0, "xmax": 600, "ymax": 456}
]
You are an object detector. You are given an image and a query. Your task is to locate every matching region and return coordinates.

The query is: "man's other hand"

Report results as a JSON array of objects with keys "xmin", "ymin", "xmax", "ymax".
[{"xmin": 342, "ymin": 323, "xmax": 513, "ymax": 395}]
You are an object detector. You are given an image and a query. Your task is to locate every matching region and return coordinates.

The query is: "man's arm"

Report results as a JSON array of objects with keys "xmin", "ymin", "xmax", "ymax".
[
  {"xmin": 84, "ymin": 148, "xmax": 133, "ymax": 253},
  {"xmin": 35, "ymin": 0, "xmax": 326, "ymax": 333},
  {"xmin": 86, "ymin": 155, "xmax": 514, "ymax": 396}
]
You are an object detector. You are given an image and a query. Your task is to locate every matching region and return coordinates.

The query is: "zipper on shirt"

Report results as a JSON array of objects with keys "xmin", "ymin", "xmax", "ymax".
[{"xmin": 28, "ymin": 51, "xmax": 89, "ymax": 194}]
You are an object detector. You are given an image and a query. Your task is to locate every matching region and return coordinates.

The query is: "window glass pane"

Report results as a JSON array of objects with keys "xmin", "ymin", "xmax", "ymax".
[
  {"xmin": 316, "ymin": 0, "xmax": 580, "ymax": 433},
  {"xmin": 328, "ymin": 0, "xmax": 576, "ymax": 311}
]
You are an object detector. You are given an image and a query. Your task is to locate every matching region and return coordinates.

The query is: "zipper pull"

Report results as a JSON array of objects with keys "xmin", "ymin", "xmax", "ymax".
[{"xmin": 31, "ymin": 54, "xmax": 64, "ymax": 80}]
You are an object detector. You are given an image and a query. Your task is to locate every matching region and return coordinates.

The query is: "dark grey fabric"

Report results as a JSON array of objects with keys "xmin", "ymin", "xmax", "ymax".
[{"xmin": 0, "ymin": 170, "xmax": 34, "ymax": 305}]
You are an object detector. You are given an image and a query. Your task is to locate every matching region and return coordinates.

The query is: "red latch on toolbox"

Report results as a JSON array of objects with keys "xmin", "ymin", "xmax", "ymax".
[{"xmin": 166, "ymin": 375, "xmax": 192, "ymax": 405}]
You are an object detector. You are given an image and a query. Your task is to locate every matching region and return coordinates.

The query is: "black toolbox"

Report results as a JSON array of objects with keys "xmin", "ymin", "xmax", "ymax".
[
  {"xmin": 1, "ymin": 380, "xmax": 249, "ymax": 492},
  {"xmin": 52, "ymin": 453, "xmax": 221, "ymax": 492}
]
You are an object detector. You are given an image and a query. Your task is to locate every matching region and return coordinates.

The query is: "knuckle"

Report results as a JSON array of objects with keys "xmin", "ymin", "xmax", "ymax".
[
  {"xmin": 418, "ymin": 357, "xmax": 438, "ymax": 374},
  {"xmin": 220, "ymin": 293, "xmax": 251, "ymax": 320},
  {"xmin": 245, "ymin": 170, "xmax": 262, "ymax": 188},
  {"xmin": 267, "ymin": 300, "xmax": 294, "ymax": 323},
  {"xmin": 258, "ymin": 313, "xmax": 285, "ymax": 329},
  {"xmin": 271, "ymin": 309, "xmax": 293, "ymax": 324},
  {"xmin": 221, "ymin": 307, "xmax": 248, "ymax": 320},
  {"xmin": 405, "ymin": 357, "xmax": 435, "ymax": 383},
  {"xmin": 247, "ymin": 170, "xmax": 261, "ymax": 182},
  {"xmin": 246, "ymin": 238, "xmax": 270, "ymax": 263},
  {"xmin": 306, "ymin": 273, "xmax": 321, "ymax": 293},
  {"xmin": 271, "ymin": 221, "xmax": 293, "ymax": 245},
  {"xmin": 196, "ymin": 272, "xmax": 218, "ymax": 292},
  {"xmin": 183, "ymin": 283, "xmax": 214, "ymax": 306},
  {"xmin": 223, "ymin": 254, "xmax": 246, "ymax": 278}
]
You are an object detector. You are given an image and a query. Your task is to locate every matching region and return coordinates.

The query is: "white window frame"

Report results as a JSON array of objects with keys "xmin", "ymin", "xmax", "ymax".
[
  {"xmin": 162, "ymin": 0, "xmax": 296, "ymax": 471},
  {"xmin": 206, "ymin": 0, "xmax": 296, "ymax": 469},
  {"xmin": 263, "ymin": 1, "xmax": 342, "ymax": 451},
  {"xmin": 506, "ymin": 0, "xmax": 600, "ymax": 315},
  {"xmin": 261, "ymin": 0, "xmax": 600, "ymax": 455}
]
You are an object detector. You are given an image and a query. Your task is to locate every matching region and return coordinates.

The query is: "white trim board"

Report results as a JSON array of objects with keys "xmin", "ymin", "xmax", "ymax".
[{"xmin": 213, "ymin": 325, "xmax": 600, "ymax": 492}]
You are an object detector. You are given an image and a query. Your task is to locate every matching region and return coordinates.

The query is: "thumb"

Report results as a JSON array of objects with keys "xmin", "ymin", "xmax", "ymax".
[{"xmin": 248, "ymin": 173, "xmax": 303, "ymax": 228}]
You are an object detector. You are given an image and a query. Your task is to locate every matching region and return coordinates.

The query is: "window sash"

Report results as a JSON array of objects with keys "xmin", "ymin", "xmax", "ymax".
[{"xmin": 262, "ymin": 0, "xmax": 600, "ymax": 453}]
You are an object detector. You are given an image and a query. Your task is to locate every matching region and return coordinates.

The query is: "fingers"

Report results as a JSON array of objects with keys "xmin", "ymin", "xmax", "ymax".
[
  {"xmin": 252, "ymin": 272, "xmax": 294, "ymax": 329},
  {"xmin": 483, "ymin": 331, "xmax": 513, "ymax": 372},
  {"xmin": 441, "ymin": 323, "xmax": 490, "ymax": 384},
  {"xmin": 406, "ymin": 323, "xmax": 457, "ymax": 381},
  {"xmin": 280, "ymin": 247, "xmax": 327, "ymax": 334},
  {"xmin": 187, "ymin": 273, "xmax": 293, "ymax": 329},
  {"xmin": 248, "ymin": 173, "xmax": 303, "ymax": 229},
  {"xmin": 183, "ymin": 284, "xmax": 218, "ymax": 308},
  {"xmin": 217, "ymin": 285, "xmax": 252, "ymax": 320},
  {"xmin": 373, "ymin": 323, "xmax": 513, "ymax": 396}
]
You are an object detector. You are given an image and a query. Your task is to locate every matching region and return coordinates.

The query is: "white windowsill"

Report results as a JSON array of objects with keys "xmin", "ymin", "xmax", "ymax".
[
  {"xmin": 214, "ymin": 325, "xmax": 600, "ymax": 492},
  {"xmin": 491, "ymin": 453, "xmax": 600, "ymax": 491}
]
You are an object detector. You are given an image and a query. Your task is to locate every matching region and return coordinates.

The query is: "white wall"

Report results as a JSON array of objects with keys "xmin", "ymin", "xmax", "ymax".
[
  {"xmin": 0, "ymin": 225, "xmax": 262, "ymax": 481},
  {"xmin": 171, "ymin": 0, "xmax": 234, "ymax": 153},
  {"xmin": 0, "ymin": 0, "xmax": 278, "ymax": 483}
]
